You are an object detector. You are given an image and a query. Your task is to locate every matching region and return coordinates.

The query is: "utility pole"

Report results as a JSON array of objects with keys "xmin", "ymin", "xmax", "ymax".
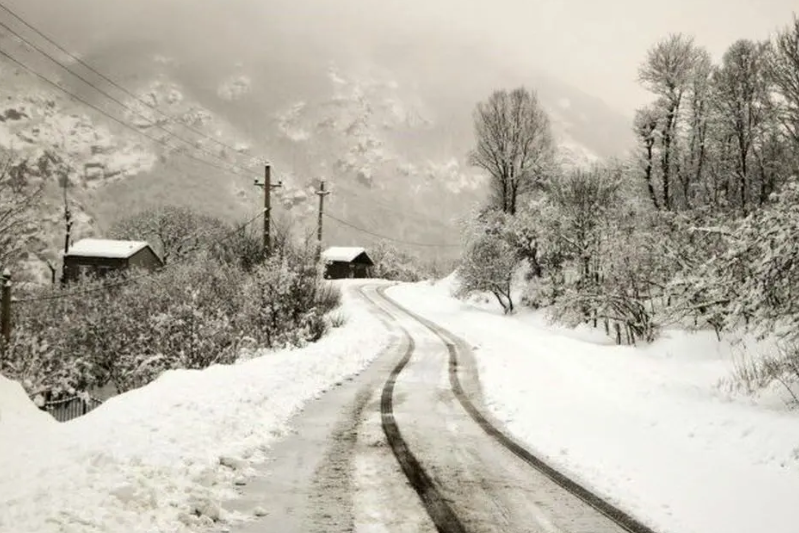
[
  {"xmin": 254, "ymin": 164, "xmax": 282, "ymax": 258},
  {"xmin": 1, "ymin": 269, "xmax": 11, "ymax": 347},
  {"xmin": 315, "ymin": 179, "xmax": 330, "ymax": 261},
  {"xmin": 60, "ymin": 169, "xmax": 72, "ymax": 286}
]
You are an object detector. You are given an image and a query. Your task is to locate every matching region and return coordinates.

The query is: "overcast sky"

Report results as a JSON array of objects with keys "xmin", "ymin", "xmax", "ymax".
[
  {"xmin": 366, "ymin": 0, "xmax": 797, "ymax": 117},
  {"xmin": 7, "ymin": 0, "xmax": 798, "ymax": 119}
]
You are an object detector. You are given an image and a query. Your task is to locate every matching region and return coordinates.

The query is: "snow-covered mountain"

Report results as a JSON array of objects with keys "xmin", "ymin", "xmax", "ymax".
[{"xmin": 0, "ymin": 0, "xmax": 634, "ymax": 280}]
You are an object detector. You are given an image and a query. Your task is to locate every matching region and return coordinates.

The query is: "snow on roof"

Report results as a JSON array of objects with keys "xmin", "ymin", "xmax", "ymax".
[
  {"xmin": 65, "ymin": 238, "xmax": 151, "ymax": 259},
  {"xmin": 321, "ymin": 246, "xmax": 368, "ymax": 263}
]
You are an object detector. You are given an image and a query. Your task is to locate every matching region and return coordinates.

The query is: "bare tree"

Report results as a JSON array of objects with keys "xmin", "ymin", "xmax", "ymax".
[
  {"xmin": 109, "ymin": 205, "xmax": 228, "ymax": 264},
  {"xmin": 469, "ymin": 87, "xmax": 555, "ymax": 215},
  {"xmin": 769, "ymin": 14, "xmax": 799, "ymax": 150},
  {"xmin": 713, "ymin": 39, "xmax": 773, "ymax": 214},
  {"xmin": 0, "ymin": 153, "xmax": 44, "ymax": 268},
  {"xmin": 638, "ymin": 34, "xmax": 702, "ymax": 210},
  {"xmin": 680, "ymin": 47, "xmax": 714, "ymax": 208}
]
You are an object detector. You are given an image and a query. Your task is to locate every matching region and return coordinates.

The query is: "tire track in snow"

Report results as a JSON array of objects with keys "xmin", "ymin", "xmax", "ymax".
[
  {"xmin": 372, "ymin": 285, "xmax": 660, "ymax": 533},
  {"xmin": 358, "ymin": 284, "xmax": 468, "ymax": 533}
]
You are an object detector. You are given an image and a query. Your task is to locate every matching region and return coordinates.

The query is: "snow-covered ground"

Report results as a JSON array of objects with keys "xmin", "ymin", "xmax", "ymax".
[
  {"xmin": 0, "ymin": 281, "xmax": 392, "ymax": 533},
  {"xmin": 388, "ymin": 277, "xmax": 799, "ymax": 533}
]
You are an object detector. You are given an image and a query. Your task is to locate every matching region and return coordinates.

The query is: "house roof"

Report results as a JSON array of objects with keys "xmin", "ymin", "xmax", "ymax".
[
  {"xmin": 322, "ymin": 246, "xmax": 370, "ymax": 263},
  {"xmin": 65, "ymin": 238, "xmax": 151, "ymax": 259}
]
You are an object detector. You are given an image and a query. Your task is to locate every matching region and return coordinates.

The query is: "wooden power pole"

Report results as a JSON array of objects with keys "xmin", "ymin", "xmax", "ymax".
[
  {"xmin": 60, "ymin": 169, "xmax": 72, "ymax": 286},
  {"xmin": 254, "ymin": 164, "xmax": 281, "ymax": 258},
  {"xmin": 315, "ymin": 179, "xmax": 330, "ymax": 261}
]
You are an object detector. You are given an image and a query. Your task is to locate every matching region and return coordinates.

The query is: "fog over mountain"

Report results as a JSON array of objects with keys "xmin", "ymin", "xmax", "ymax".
[{"xmin": 0, "ymin": 0, "xmax": 689, "ymax": 279}]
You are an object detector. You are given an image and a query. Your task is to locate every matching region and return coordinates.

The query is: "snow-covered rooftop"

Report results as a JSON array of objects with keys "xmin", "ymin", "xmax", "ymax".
[
  {"xmin": 321, "ymin": 246, "xmax": 369, "ymax": 263},
  {"xmin": 65, "ymin": 238, "xmax": 151, "ymax": 259}
]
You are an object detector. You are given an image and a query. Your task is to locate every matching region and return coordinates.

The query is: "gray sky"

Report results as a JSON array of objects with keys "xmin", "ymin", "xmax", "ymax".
[
  {"xmin": 367, "ymin": 0, "xmax": 798, "ymax": 117},
  {"xmin": 8, "ymin": 0, "xmax": 798, "ymax": 119}
]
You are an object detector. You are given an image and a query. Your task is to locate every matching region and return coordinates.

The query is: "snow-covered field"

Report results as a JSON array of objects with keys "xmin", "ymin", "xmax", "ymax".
[
  {"xmin": 388, "ymin": 277, "xmax": 799, "ymax": 533},
  {"xmin": 0, "ymin": 281, "xmax": 391, "ymax": 533}
]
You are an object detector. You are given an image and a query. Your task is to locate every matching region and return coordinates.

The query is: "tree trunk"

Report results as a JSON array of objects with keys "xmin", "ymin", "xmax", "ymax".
[
  {"xmin": 660, "ymin": 104, "xmax": 678, "ymax": 211},
  {"xmin": 643, "ymin": 139, "xmax": 660, "ymax": 209}
]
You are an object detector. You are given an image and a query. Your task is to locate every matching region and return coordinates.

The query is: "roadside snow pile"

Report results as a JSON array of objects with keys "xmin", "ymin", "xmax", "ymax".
[
  {"xmin": 0, "ymin": 282, "xmax": 391, "ymax": 533},
  {"xmin": 0, "ymin": 375, "xmax": 54, "ymax": 436},
  {"xmin": 388, "ymin": 281, "xmax": 799, "ymax": 533}
]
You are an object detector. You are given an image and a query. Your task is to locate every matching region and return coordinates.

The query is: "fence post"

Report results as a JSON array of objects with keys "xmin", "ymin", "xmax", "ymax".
[{"xmin": 1, "ymin": 269, "xmax": 11, "ymax": 346}]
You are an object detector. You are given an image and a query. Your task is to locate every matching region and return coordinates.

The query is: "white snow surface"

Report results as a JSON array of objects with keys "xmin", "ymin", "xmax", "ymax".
[
  {"xmin": 322, "ymin": 246, "xmax": 369, "ymax": 263},
  {"xmin": 0, "ymin": 281, "xmax": 391, "ymax": 533},
  {"xmin": 66, "ymin": 238, "xmax": 150, "ymax": 259},
  {"xmin": 388, "ymin": 278, "xmax": 799, "ymax": 533}
]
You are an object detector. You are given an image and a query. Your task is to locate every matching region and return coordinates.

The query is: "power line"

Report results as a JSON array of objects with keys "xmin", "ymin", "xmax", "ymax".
[
  {"xmin": 0, "ymin": 21, "xmax": 255, "ymax": 180},
  {"xmin": 323, "ymin": 212, "xmax": 460, "ymax": 248},
  {"xmin": 331, "ymin": 186, "xmax": 455, "ymax": 226},
  {"xmin": 12, "ymin": 209, "xmax": 266, "ymax": 304},
  {"xmin": 0, "ymin": 45, "xmax": 247, "ymax": 178},
  {"xmin": 0, "ymin": 1, "xmax": 257, "ymax": 169}
]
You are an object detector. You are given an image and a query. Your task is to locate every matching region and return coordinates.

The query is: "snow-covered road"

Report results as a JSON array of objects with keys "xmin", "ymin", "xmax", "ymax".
[
  {"xmin": 4, "ymin": 277, "xmax": 797, "ymax": 533},
  {"xmin": 223, "ymin": 282, "xmax": 643, "ymax": 532},
  {"xmin": 369, "ymin": 284, "xmax": 639, "ymax": 533},
  {"xmin": 0, "ymin": 281, "xmax": 394, "ymax": 533},
  {"xmin": 387, "ymin": 278, "xmax": 799, "ymax": 533}
]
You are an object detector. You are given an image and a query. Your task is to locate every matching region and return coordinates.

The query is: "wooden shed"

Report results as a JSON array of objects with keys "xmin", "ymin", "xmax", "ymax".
[
  {"xmin": 322, "ymin": 246, "xmax": 374, "ymax": 279},
  {"xmin": 63, "ymin": 238, "xmax": 163, "ymax": 283}
]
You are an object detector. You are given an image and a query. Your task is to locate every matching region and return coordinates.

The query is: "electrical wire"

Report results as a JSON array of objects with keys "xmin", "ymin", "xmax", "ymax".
[
  {"xmin": 329, "ymin": 186, "xmax": 457, "ymax": 226},
  {"xmin": 0, "ymin": 18, "xmax": 253, "ymax": 177},
  {"xmin": 0, "ymin": 2, "xmax": 468, "ymax": 236},
  {"xmin": 323, "ymin": 212, "xmax": 460, "ymax": 248},
  {"xmin": 0, "ymin": 45, "xmax": 256, "ymax": 180},
  {"xmin": 0, "ymin": 4, "xmax": 462, "ymax": 281},
  {"xmin": 0, "ymin": 1, "xmax": 260, "ymax": 171}
]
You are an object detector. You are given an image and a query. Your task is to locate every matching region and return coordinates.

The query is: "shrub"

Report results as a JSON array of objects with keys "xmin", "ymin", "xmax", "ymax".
[
  {"xmin": 2, "ymin": 247, "xmax": 343, "ymax": 400},
  {"xmin": 725, "ymin": 344, "xmax": 799, "ymax": 407}
]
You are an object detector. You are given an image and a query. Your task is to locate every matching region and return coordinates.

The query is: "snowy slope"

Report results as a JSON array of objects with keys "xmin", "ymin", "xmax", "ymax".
[
  {"xmin": 0, "ymin": 282, "xmax": 392, "ymax": 533},
  {"xmin": 388, "ymin": 279, "xmax": 799, "ymax": 533}
]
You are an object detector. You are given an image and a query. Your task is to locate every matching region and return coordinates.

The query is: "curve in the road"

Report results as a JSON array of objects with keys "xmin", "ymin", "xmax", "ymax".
[
  {"xmin": 366, "ymin": 287, "xmax": 467, "ymax": 533},
  {"xmin": 372, "ymin": 284, "xmax": 660, "ymax": 533}
]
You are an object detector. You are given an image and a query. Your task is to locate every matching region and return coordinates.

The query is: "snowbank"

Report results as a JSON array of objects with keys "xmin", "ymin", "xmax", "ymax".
[
  {"xmin": 388, "ymin": 281, "xmax": 799, "ymax": 533},
  {"xmin": 0, "ymin": 375, "xmax": 55, "ymax": 437},
  {"xmin": 0, "ymin": 281, "xmax": 391, "ymax": 533}
]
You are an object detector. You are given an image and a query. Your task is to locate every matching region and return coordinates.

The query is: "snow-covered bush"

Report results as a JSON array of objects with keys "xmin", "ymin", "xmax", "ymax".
[
  {"xmin": 455, "ymin": 211, "xmax": 520, "ymax": 314},
  {"xmin": 370, "ymin": 240, "xmax": 428, "ymax": 281},
  {"xmin": 671, "ymin": 184, "xmax": 799, "ymax": 338},
  {"xmin": 2, "ymin": 247, "xmax": 342, "ymax": 400},
  {"xmin": 726, "ymin": 343, "xmax": 799, "ymax": 406}
]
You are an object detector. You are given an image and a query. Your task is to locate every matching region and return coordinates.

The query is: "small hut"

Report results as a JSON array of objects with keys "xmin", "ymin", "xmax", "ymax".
[
  {"xmin": 321, "ymin": 246, "xmax": 374, "ymax": 279},
  {"xmin": 63, "ymin": 238, "xmax": 163, "ymax": 283}
]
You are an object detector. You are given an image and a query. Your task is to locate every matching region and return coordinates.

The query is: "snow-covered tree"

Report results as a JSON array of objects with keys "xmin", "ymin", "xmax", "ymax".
[
  {"xmin": 455, "ymin": 212, "xmax": 520, "ymax": 314},
  {"xmin": 0, "ymin": 152, "xmax": 44, "ymax": 269},
  {"xmin": 678, "ymin": 47, "xmax": 714, "ymax": 209},
  {"xmin": 769, "ymin": 14, "xmax": 799, "ymax": 150},
  {"xmin": 712, "ymin": 39, "xmax": 776, "ymax": 213},
  {"xmin": 638, "ymin": 33, "xmax": 705, "ymax": 210},
  {"xmin": 109, "ymin": 205, "xmax": 228, "ymax": 264},
  {"xmin": 633, "ymin": 103, "xmax": 664, "ymax": 209},
  {"xmin": 370, "ymin": 240, "xmax": 428, "ymax": 281}
]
